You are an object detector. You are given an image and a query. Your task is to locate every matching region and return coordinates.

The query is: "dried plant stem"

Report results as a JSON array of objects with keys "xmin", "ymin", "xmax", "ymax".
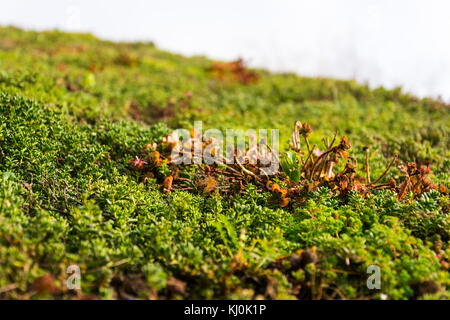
[
  {"xmin": 365, "ymin": 148, "xmax": 371, "ymax": 184},
  {"xmin": 305, "ymin": 137, "xmax": 312, "ymax": 155},
  {"xmin": 371, "ymin": 183, "xmax": 393, "ymax": 190},
  {"xmin": 329, "ymin": 130, "xmax": 338, "ymax": 149},
  {"xmin": 303, "ymin": 144, "xmax": 316, "ymax": 165},
  {"xmin": 318, "ymin": 154, "xmax": 329, "ymax": 178},
  {"xmin": 223, "ymin": 163, "xmax": 243, "ymax": 176},
  {"xmin": 369, "ymin": 155, "xmax": 398, "ymax": 185},
  {"xmin": 309, "ymin": 148, "xmax": 334, "ymax": 180},
  {"xmin": 291, "ymin": 120, "xmax": 302, "ymax": 152},
  {"xmin": 301, "ymin": 143, "xmax": 316, "ymax": 176},
  {"xmin": 264, "ymin": 142, "xmax": 280, "ymax": 164},
  {"xmin": 234, "ymin": 156, "xmax": 259, "ymax": 179},
  {"xmin": 322, "ymin": 137, "xmax": 329, "ymax": 149}
]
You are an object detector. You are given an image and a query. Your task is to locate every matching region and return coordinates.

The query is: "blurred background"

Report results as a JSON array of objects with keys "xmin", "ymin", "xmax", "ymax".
[{"xmin": 1, "ymin": 0, "xmax": 450, "ymax": 101}]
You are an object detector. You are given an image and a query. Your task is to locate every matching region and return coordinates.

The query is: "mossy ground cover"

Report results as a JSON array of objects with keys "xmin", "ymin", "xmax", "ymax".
[{"xmin": 0, "ymin": 26, "xmax": 449, "ymax": 299}]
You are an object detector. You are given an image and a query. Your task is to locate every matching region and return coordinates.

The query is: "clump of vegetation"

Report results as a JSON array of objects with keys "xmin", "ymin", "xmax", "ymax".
[
  {"xmin": 129, "ymin": 120, "xmax": 446, "ymax": 210},
  {"xmin": 0, "ymin": 26, "xmax": 449, "ymax": 300},
  {"xmin": 208, "ymin": 58, "xmax": 259, "ymax": 84}
]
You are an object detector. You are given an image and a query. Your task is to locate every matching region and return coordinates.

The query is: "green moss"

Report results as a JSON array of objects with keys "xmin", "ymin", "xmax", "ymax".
[{"xmin": 0, "ymin": 26, "xmax": 449, "ymax": 299}]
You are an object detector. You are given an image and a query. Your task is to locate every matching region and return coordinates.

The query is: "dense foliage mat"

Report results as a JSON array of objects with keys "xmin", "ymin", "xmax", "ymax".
[{"xmin": 0, "ymin": 26, "xmax": 449, "ymax": 299}]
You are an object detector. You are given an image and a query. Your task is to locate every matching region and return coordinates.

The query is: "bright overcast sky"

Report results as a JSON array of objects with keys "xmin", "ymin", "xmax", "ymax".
[{"xmin": 2, "ymin": 0, "xmax": 450, "ymax": 100}]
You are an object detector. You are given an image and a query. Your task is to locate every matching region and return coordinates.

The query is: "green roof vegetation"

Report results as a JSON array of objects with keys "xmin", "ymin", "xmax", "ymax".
[{"xmin": 0, "ymin": 26, "xmax": 449, "ymax": 299}]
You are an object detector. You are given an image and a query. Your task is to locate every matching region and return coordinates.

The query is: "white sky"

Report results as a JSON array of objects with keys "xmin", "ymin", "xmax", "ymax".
[{"xmin": 1, "ymin": 0, "xmax": 450, "ymax": 100}]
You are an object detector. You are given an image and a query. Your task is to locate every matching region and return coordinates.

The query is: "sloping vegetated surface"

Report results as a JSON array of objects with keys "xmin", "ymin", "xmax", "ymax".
[{"xmin": 0, "ymin": 26, "xmax": 449, "ymax": 299}]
